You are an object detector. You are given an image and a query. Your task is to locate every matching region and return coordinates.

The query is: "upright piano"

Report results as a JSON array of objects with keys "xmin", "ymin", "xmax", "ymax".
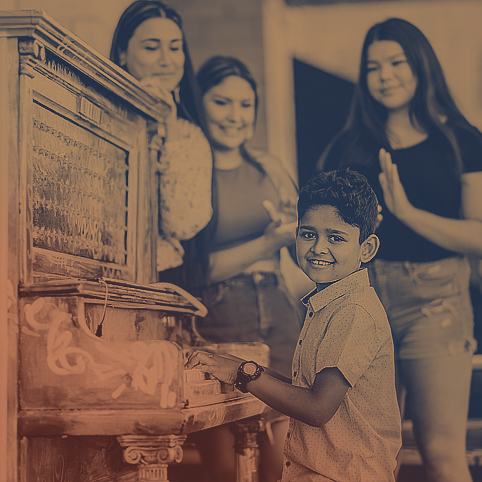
[{"xmin": 0, "ymin": 11, "xmax": 269, "ymax": 482}]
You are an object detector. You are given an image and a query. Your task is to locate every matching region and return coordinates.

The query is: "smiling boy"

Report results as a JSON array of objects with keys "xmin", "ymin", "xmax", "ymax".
[{"xmin": 187, "ymin": 170, "xmax": 401, "ymax": 482}]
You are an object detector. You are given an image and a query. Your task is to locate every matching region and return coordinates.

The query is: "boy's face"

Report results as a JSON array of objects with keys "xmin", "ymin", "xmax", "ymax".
[{"xmin": 296, "ymin": 205, "xmax": 368, "ymax": 291}]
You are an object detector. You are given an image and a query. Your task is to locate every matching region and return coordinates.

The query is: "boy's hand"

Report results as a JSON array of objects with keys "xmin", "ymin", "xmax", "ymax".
[{"xmin": 185, "ymin": 351, "xmax": 244, "ymax": 385}]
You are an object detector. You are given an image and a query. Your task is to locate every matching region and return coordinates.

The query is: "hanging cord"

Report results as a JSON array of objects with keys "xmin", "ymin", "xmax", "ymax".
[
  {"xmin": 95, "ymin": 279, "xmax": 109, "ymax": 337},
  {"xmin": 93, "ymin": 280, "xmax": 207, "ymax": 337}
]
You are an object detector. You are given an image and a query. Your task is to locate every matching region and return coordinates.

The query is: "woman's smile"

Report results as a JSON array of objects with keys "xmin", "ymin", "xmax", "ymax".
[{"xmin": 203, "ymin": 75, "xmax": 256, "ymax": 150}]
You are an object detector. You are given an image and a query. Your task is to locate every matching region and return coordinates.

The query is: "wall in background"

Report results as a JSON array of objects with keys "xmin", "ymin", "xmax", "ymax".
[
  {"xmin": 1, "ymin": 0, "xmax": 268, "ymax": 150},
  {"xmin": 286, "ymin": 0, "xmax": 482, "ymax": 130}
]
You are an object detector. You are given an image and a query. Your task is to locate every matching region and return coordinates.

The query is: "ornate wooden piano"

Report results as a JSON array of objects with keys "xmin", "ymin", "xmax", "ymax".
[{"xmin": 0, "ymin": 10, "xmax": 269, "ymax": 482}]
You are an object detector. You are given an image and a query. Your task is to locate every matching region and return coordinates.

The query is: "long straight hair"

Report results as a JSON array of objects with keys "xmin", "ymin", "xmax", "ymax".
[
  {"xmin": 110, "ymin": 1, "xmax": 212, "ymax": 291},
  {"xmin": 110, "ymin": 0, "xmax": 209, "ymax": 137},
  {"xmin": 321, "ymin": 18, "xmax": 471, "ymax": 174}
]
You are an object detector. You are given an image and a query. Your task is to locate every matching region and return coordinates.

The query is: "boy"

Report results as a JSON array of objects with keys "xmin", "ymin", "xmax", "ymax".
[{"xmin": 187, "ymin": 169, "xmax": 402, "ymax": 482}]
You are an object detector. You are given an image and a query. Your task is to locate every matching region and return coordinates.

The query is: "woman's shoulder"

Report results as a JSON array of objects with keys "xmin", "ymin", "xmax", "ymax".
[
  {"xmin": 246, "ymin": 148, "xmax": 294, "ymax": 178},
  {"xmin": 245, "ymin": 146, "xmax": 299, "ymax": 204},
  {"xmin": 446, "ymin": 119, "xmax": 482, "ymax": 172},
  {"xmin": 175, "ymin": 117, "xmax": 207, "ymax": 140}
]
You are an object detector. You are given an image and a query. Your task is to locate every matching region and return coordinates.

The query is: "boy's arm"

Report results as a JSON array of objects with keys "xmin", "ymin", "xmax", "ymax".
[
  {"xmin": 186, "ymin": 352, "xmax": 349, "ymax": 427},
  {"xmin": 247, "ymin": 367, "xmax": 349, "ymax": 427}
]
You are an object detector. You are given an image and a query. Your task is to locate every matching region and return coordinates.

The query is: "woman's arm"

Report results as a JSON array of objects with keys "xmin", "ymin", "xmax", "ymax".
[
  {"xmin": 379, "ymin": 149, "xmax": 482, "ymax": 257},
  {"xmin": 209, "ymin": 217, "xmax": 297, "ymax": 283},
  {"xmin": 186, "ymin": 352, "xmax": 350, "ymax": 427},
  {"xmin": 159, "ymin": 120, "xmax": 213, "ymax": 240}
]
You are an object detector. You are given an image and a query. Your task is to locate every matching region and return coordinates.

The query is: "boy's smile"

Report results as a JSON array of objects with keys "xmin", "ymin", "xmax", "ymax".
[{"xmin": 296, "ymin": 205, "xmax": 366, "ymax": 291}]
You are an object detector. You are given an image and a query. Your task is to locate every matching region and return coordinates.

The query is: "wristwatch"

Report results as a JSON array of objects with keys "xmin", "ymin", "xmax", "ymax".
[{"xmin": 234, "ymin": 360, "xmax": 264, "ymax": 393}]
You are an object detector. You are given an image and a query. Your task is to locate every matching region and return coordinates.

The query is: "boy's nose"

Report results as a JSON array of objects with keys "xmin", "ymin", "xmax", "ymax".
[{"xmin": 311, "ymin": 239, "xmax": 328, "ymax": 255}]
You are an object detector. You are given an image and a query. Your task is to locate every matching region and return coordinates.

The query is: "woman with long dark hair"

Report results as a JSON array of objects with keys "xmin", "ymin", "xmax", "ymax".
[
  {"xmin": 110, "ymin": 0, "xmax": 213, "ymax": 289},
  {"xmin": 318, "ymin": 18, "xmax": 482, "ymax": 482}
]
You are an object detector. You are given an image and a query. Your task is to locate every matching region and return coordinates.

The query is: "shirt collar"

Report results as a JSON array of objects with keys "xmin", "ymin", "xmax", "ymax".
[{"xmin": 301, "ymin": 268, "xmax": 370, "ymax": 312}]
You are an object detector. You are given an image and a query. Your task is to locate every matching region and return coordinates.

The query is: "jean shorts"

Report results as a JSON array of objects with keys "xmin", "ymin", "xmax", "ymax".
[
  {"xmin": 196, "ymin": 271, "xmax": 302, "ymax": 377},
  {"xmin": 367, "ymin": 256, "xmax": 477, "ymax": 360}
]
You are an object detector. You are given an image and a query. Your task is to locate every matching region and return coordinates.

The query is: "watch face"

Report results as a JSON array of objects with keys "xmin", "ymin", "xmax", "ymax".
[{"xmin": 243, "ymin": 362, "xmax": 258, "ymax": 376}]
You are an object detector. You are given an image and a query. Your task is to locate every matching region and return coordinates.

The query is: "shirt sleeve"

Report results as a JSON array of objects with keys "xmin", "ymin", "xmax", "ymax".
[
  {"xmin": 158, "ymin": 119, "xmax": 213, "ymax": 240},
  {"xmin": 315, "ymin": 303, "xmax": 383, "ymax": 387},
  {"xmin": 455, "ymin": 124, "xmax": 482, "ymax": 173}
]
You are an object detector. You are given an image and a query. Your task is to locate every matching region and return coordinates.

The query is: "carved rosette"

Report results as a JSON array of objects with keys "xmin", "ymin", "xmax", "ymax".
[
  {"xmin": 18, "ymin": 39, "xmax": 46, "ymax": 77},
  {"xmin": 117, "ymin": 435, "xmax": 186, "ymax": 482}
]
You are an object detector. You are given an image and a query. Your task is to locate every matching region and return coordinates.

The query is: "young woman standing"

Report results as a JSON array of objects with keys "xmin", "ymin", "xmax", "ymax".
[{"xmin": 319, "ymin": 18, "xmax": 482, "ymax": 482}]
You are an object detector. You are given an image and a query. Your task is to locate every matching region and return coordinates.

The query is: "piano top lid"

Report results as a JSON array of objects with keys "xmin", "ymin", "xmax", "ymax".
[
  {"xmin": 19, "ymin": 277, "xmax": 208, "ymax": 316},
  {"xmin": 0, "ymin": 9, "xmax": 170, "ymax": 123}
]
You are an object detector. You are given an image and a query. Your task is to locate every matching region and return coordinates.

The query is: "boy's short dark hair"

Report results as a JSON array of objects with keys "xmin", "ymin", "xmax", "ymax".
[{"xmin": 298, "ymin": 169, "xmax": 378, "ymax": 243}]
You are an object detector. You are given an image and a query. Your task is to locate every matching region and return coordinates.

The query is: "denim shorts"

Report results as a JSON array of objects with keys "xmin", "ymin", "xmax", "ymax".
[
  {"xmin": 196, "ymin": 271, "xmax": 302, "ymax": 377},
  {"xmin": 367, "ymin": 256, "xmax": 477, "ymax": 360}
]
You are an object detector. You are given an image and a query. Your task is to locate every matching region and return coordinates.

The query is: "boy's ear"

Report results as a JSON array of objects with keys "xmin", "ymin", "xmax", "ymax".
[{"xmin": 360, "ymin": 234, "xmax": 379, "ymax": 263}]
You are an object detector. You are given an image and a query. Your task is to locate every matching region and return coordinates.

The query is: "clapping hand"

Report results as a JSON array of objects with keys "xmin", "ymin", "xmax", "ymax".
[
  {"xmin": 378, "ymin": 148, "xmax": 414, "ymax": 222},
  {"xmin": 263, "ymin": 200, "xmax": 297, "ymax": 246}
]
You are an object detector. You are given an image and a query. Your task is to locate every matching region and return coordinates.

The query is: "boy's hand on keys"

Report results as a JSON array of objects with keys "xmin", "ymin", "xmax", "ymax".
[{"xmin": 185, "ymin": 351, "xmax": 243, "ymax": 385}]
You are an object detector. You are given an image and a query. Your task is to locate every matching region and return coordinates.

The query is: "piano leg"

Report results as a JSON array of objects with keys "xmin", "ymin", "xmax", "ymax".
[
  {"xmin": 232, "ymin": 418, "xmax": 265, "ymax": 482},
  {"xmin": 117, "ymin": 434, "xmax": 187, "ymax": 482}
]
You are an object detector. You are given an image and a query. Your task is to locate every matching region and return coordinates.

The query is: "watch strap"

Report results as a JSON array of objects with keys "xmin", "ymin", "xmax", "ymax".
[{"xmin": 234, "ymin": 360, "xmax": 264, "ymax": 393}]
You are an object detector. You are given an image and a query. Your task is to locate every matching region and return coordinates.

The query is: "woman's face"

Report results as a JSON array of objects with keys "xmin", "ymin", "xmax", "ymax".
[
  {"xmin": 202, "ymin": 75, "xmax": 256, "ymax": 150},
  {"xmin": 120, "ymin": 17, "xmax": 185, "ymax": 92},
  {"xmin": 366, "ymin": 40, "xmax": 417, "ymax": 113}
]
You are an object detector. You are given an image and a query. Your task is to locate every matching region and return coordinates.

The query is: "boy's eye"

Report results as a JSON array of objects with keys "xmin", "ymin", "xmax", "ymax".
[
  {"xmin": 299, "ymin": 231, "xmax": 316, "ymax": 240},
  {"xmin": 328, "ymin": 235, "xmax": 345, "ymax": 243}
]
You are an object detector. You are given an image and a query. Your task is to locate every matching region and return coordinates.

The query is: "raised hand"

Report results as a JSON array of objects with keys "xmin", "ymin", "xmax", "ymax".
[{"xmin": 378, "ymin": 148, "xmax": 414, "ymax": 222}]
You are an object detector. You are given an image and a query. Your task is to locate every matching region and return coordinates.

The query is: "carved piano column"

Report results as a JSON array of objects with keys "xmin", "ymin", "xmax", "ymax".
[
  {"xmin": 117, "ymin": 435, "xmax": 187, "ymax": 482},
  {"xmin": 231, "ymin": 418, "xmax": 265, "ymax": 482}
]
